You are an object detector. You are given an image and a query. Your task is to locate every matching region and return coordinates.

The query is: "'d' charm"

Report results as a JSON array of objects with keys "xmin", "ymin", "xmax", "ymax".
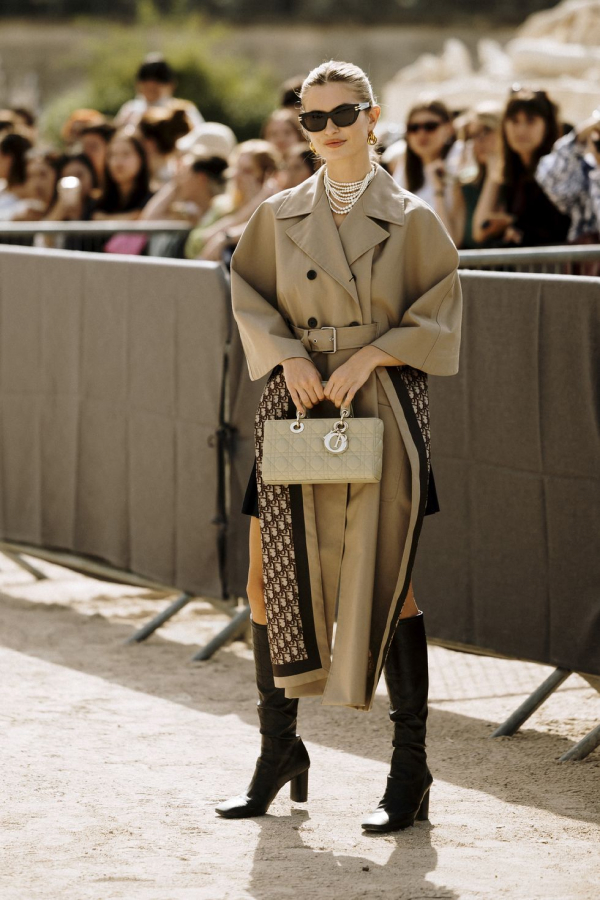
[{"xmin": 324, "ymin": 430, "xmax": 348, "ymax": 454}]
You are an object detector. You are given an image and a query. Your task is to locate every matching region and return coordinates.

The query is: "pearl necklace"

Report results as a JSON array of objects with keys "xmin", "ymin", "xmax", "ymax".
[{"xmin": 324, "ymin": 163, "xmax": 377, "ymax": 214}]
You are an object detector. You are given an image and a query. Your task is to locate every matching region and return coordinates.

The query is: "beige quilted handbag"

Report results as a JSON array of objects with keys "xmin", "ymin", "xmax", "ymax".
[{"xmin": 262, "ymin": 405, "xmax": 384, "ymax": 485}]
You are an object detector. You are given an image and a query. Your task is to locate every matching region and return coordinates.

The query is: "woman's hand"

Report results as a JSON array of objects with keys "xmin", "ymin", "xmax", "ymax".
[
  {"xmin": 424, "ymin": 159, "xmax": 446, "ymax": 192},
  {"xmin": 324, "ymin": 345, "xmax": 401, "ymax": 408},
  {"xmin": 281, "ymin": 357, "xmax": 325, "ymax": 415},
  {"xmin": 200, "ymin": 231, "xmax": 229, "ymax": 261},
  {"xmin": 479, "ymin": 211, "xmax": 515, "ymax": 240}
]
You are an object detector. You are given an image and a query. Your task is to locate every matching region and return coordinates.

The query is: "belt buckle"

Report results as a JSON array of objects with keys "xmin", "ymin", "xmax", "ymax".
[{"xmin": 320, "ymin": 325, "xmax": 337, "ymax": 353}]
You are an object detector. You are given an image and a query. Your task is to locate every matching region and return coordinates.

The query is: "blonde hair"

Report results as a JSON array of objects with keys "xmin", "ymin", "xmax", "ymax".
[{"xmin": 300, "ymin": 60, "xmax": 376, "ymax": 108}]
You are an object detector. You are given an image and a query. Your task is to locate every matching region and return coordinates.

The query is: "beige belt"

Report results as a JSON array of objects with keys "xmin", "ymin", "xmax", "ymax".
[{"xmin": 292, "ymin": 323, "xmax": 379, "ymax": 353}]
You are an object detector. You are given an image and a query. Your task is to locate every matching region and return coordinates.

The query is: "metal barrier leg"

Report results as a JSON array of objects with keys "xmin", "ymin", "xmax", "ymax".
[
  {"xmin": 559, "ymin": 723, "xmax": 600, "ymax": 762},
  {"xmin": 124, "ymin": 592, "xmax": 194, "ymax": 643},
  {"xmin": 0, "ymin": 550, "xmax": 48, "ymax": 581},
  {"xmin": 192, "ymin": 604, "xmax": 251, "ymax": 661},
  {"xmin": 490, "ymin": 667, "xmax": 572, "ymax": 737}
]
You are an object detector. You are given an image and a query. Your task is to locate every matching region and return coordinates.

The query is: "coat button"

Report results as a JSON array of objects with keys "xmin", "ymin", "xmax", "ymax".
[
  {"xmin": 308, "ymin": 317, "xmax": 318, "ymax": 328},
  {"xmin": 306, "ymin": 270, "xmax": 317, "ymax": 280},
  {"xmin": 349, "ymin": 321, "xmax": 359, "ymax": 326}
]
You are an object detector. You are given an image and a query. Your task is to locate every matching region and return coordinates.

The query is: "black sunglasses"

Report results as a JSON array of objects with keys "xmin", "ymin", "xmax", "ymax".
[
  {"xmin": 298, "ymin": 102, "xmax": 371, "ymax": 133},
  {"xmin": 406, "ymin": 121, "xmax": 443, "ymax": 134}
]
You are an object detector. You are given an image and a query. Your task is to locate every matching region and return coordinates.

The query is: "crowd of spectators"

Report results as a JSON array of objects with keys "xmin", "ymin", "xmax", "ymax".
[{"xmin": 0, "ymin": 51, "xmax": 599, "ymax": 263}]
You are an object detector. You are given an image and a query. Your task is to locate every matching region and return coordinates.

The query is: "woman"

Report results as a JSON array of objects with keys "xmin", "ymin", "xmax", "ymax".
[
  {"xmin": 80, "ymin": 122, "xmax": 115, "ymax": 192},
  {"xmin": 38, "ymin": 151, "xmax": 99, "ymax": 251},
  {"xmin": 184, "ymin": 139, "xmax": 281, "ymax": 261},
  {"xmin": 92, "ymin": 129, "xmax": 153, "ymax": 220},
  {"xmin": 138, "ymin": 105, "xmax": 192, "ymax": 189},
  {"xmin": 472, "ymin": 87, "xmax": 570, "ymax": 246},
  {"xmin": 261, "ymin": 108, "xmax": 306, "ymax": 155},
  {"xmin": 393, "ymin": 99, "xmax": 463, "ymax": 245},
  {"xmin": 24, "ymin": 149, "xmax": 61, "ymax": 214},
  {"xmin": 535, "ymin": 107, "xmax": 600, "ymax": 244},
  {"xmin": 455, "ymin": 103, "xmax": 502, "ymax": 248},
  {"xmin": 218, "ymin": 61, "xmax": 462, "ymax": 833},
  {"xmin": 141, "ymin": 152, "xmax": 228, "ymax": 258},
  {"xmin": 142, "ymin": 152, "xmax": 227, "ymax": 223},
  {"xmin": 0, "ymin": 132, "xmax": 33, "ymax": 220},
  {"xmin": 45, "ymin": 152, "xmax": 99, "ymax": 222}
]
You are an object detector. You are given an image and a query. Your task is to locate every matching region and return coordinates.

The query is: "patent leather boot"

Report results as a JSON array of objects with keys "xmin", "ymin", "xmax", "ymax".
[
  {"xmin": 215, "ymin": 619, "xmax": 310, "ymax": 818},
  {"xmin": 362, "ymin": 610, "xmax": 432, "ymax": 832}
]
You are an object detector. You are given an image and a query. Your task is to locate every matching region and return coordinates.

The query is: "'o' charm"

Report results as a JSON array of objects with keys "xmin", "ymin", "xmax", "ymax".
[{"xmin": 324, "ymin": 430, "xmax": 348, "ymax": 454}]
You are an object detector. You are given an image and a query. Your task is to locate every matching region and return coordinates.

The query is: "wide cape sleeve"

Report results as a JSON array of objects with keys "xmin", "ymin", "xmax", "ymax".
[
  {"xmin": 230, "ymin": 200, "xmax": 311, "ymax": 381},
  {"xmin": 370, "ymin": 203, "xmax": 462, "ymax": 376}
]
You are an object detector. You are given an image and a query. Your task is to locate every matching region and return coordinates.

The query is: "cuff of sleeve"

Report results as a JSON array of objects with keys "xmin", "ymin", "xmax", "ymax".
[
  {"xmin": 370, "ymin": 330, "xmax": 459, "ymax": 376},
  {"xmin": 245, "ymin": 341, "xmax": 311, "ymax": 381}
]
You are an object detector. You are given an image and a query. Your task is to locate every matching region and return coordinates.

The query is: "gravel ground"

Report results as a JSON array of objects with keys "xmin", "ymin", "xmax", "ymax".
[{"xmin": 0, "ymin": 550, "xmax": 598, "ymax": 900}]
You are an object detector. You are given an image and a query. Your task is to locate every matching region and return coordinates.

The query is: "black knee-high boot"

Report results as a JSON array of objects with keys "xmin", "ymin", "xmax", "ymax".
[
  {"xmin": 215, "ymin": 618, "xmax": 310, "ymax": 818},
  {"xmin": 361, "ymin": 610, "xmax": 432, "ymax": 832}
]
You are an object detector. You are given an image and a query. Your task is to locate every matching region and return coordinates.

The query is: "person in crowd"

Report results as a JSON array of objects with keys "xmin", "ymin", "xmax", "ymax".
[
  {"xmin": 11, "ymin": 107, "xmax": 37, "ymax": 144},
  {"xmin": 138, "ymin": 105, "xmax": 192, "ymax": 190},
  {"xmin": 472, "ymin": 86, "xmax": 571, "ymax": 246},
  {"xmin": 279, "ymin": 142, "xmax": 319, "ymax": 190},
  {"xmin": 535, "ymin": 107, "xmax": 600, "ymax": 244},
  {"xmin": 393, "ymin": 99, "xmax": 463, "ymax": 245},
  {"xmin": 0, "ymin": 131, "xmax": 36, "ymax": 220},
  {"xmin": 79, "ymin": 122, "xmax": 115, "ymax": 192},
  {"xmin": 453, "ymin": 103, "xmax": 502, "ymax": 248},
  {"xmin": 23, "ymin": 148, "xmax": 62, "ymax": 215},
  {"xmin": 92, "ymin": 129, "xmax": 153, "ymax": 220},
  {"xmin": 261, "ymin": 108, "xmax": 305, "ymax": 155},
  {"xmin": 217, "ymin": 59, "xmax": 461, "ymax": 834},
  {"xmin": 61, "ymin": 109, "xmax": 107, "ymax": 148},
  {"xmin": 176, "ymin": 121, "xmax": 237, "ymax": 161},
  {"xmin": 141, "ymin": 152, "xmax": 228, "ymax": 223},
  {"xmin": 113, "ymin": 54, "xmax": 204, "ymax": 130},
  {"xmin": 31, "ymin": 151, "xmax": 99, "ymax": 250},
  {"xmin": 45, "ymin": 152, "xmax": 99, "ymax": 222},
  {"xmin": 377, "ymin": 122, "xmax": 406, "ymax": 175},
  {"xmin": 185, "ymin": 139, "xmax": 281, "ymax": 261},
  {"xmin": 141, "ymin": 152, "xmax": 228, "ymax": 259},
  {"xmin": 279, "ymin": 75, "xmax": 305, "ymax": 109}
]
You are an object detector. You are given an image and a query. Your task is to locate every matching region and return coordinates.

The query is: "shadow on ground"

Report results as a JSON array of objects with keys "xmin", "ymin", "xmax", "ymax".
[{"xmin": 1, "ymin": 589, "xmax": 598, "ymax": 835}]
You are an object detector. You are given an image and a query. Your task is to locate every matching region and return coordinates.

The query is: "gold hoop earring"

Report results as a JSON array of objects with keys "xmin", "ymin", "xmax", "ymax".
[
  {"xmin": 367, "ymin": 131, "xmax": 378, "ymax": 146},
  {"xmin": 309, "ymin": 142, "xmax": 317, "ymax": 154}
]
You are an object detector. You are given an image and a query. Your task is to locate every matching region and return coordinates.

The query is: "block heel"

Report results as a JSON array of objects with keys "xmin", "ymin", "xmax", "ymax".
[
  {"xmin": 290, "ymin": 767, "xmax": 309, "ymax": 803},
  {"xmin": 215, "ymin": 620, "xmax": 311, "ymax": 819},
  {"xmin": 415, "ymin": 788, "xmax": 430, "ymax": 821},
  {"xmin": 360, "ymin": 612, "xmax": 434, "ymax": 833}
]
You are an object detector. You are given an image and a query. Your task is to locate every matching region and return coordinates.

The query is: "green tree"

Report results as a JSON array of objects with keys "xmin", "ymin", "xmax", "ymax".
[{"xmin": 41, "ymin": 16, "xmax": 278, "ymax": 145}]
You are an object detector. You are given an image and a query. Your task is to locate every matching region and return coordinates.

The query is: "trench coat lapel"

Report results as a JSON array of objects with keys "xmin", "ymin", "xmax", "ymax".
[
  {"xmin": 339, "ymin": 169, "xmax": 406, "ymax": 265},
  {"xmin": 281, "ymin": 179, "xmax": 360, "ymax": 304},
  {"xmin": 275, "ymin": 166, "xmax": 407, "ymax": 302}
]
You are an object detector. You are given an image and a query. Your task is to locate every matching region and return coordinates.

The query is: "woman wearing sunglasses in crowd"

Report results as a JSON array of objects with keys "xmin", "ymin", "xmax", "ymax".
[
  {"xmin": 472, "ymin": 87, "xmax": 570, "ymax": 247},
  {"xmin": 393, "ymin": 100, "xmax": 464, "ymax": 245},
  {"xmin": 218, "ymin": 60, "xmax": 462, "ymax": 834}
]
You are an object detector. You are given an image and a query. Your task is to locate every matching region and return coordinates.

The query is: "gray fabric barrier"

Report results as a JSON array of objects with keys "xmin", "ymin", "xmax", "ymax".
[
  {"xmin": 1, "ymin": 248, "xmax": 597, "ymax": 676},
  {"xmin": 413, "ymin": 270, "xmax": 600, "ymax": 677},
  {"xmin": 0, "ymin": 246, "xmax": 230, "ymax": 599}
]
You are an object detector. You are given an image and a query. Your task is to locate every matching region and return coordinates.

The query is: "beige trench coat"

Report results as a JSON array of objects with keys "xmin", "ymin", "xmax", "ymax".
[{"xmin": 231, "ymin": 164, "xmax": 462, "ymax": 711}]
